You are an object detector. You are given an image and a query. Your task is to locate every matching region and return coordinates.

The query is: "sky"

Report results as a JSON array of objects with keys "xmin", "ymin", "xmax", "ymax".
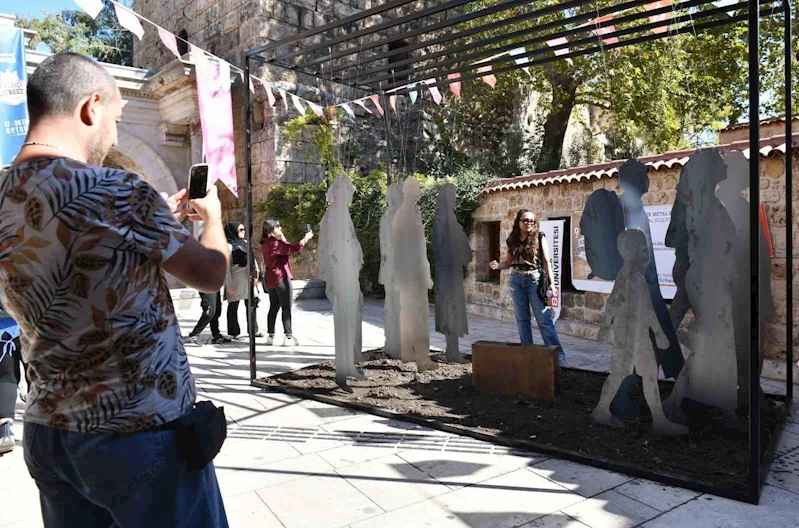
[{"xmin": 12, "ymin": 0, "xmax": 77, "ymax": 18}]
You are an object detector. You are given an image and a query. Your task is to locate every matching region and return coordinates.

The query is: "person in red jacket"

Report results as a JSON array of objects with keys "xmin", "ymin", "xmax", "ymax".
[{"xmin": 261, "ymin": 218, "xmax": 313, "ymax": 346}]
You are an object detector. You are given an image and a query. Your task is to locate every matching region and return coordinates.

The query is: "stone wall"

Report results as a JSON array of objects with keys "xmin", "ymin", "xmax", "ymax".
[{"xmin": 467, "ymin": 153, "xmax": 799, "ymax": 363}]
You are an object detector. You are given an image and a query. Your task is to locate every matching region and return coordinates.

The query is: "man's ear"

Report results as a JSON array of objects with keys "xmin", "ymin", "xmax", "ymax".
[{"xmin": 79, "ymin": 93, "xmax": 102, "ymax": 127}]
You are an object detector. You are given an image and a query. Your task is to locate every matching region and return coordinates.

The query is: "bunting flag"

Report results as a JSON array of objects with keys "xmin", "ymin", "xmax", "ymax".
[
  {"xmin": 340, "ymin": 103, "xmax": 356, "ymax": 119},
  {"xmin": 423, "ymin": 79, "xmax": 442, "ymax": 104},
  {"xmin": 545, "ymin": 37, "xmax": 574, "ymax": 65},
  {"xmin": 645, "ymin": 0, "xmax": 673, "ymax": 34},
  {"xmin": 353, "ymin": 98, "xmax": 373, "ymax": 114},
  {"xmin": 265, "ymin": 82, "xmax": 276, "ymax": 107},
  {"xmin": 307, "ymin": 101, "xmax": 324, "ymax": 117},
  {"xmin": 447, "ymin": 73, "xmax": 461, "ymax": 98},
  {"xmin": 477, "ymin": 66, "xmax": 496, "ymax": 88},
  {"xmin": 279, "ymin": 89, "xmax": 289, "ymax": 112},
  {"xmin": 158, "ymin": 27, "xmax": 182, "ymax": 59},
  {"xmin": 74, "ymin": 0, "xmax": 104, "ymax": 19},
  {"xmin": 409, "ymin": 86, "xmax": 418, "ymax": 104},
  {"xmin": 114, "ymin": 3, "xmax": 145, "ymax": 41},
  {"xmin": 328, "ymin": 106, "xmax": 336, "ymax": 120},
  {"xmin": 218, "ymin": 60, "xmax": 231, "ymax": 90},
  {"xmin": 368, "ymin": 95, "xmax": 385, "ymax": 116},
  {"xmin": 389, "ymin": 95, "xmax": 397, "ymax": 112},
  {"xmin": 190, "ymin": 45, "xmax": 209, "ymax": 73},
  {"xmin": 248, "ymin": 76, "xmax": 255, "ymax": 93},
  {"xmin": 290, "ymin": 94, "xmax": 306, "ymax": 115},
  {"xmin": 593, "ymin": 15, "xmax": 619, "ymax": 45},
  {"xmin": 508, "ymin": 48, "xmax": 531, "ymax": 75}
]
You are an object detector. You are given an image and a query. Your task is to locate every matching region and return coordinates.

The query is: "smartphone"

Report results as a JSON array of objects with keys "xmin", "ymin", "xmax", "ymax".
[
  {"xmin": 188, "ymin": 164, "xmax": 209, "ymax": 215},
  {"xmin": 306, "ymin": 224, "xmax": 312, "ymax": 233}
]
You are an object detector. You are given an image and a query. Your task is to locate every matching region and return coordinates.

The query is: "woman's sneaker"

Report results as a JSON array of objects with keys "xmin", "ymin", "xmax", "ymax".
[
  {"xmin": 266, "ymin": 335, "xmax": 274, "ymax": 346},
  {"xmin": 283, "ymin": 336, "xmax": 299, "ymax": 347},
  {"xmin": 0, "ymin": 419, "xmax": 14, "ymax": 454},
  {"xmin": 185, "ymin": 335, "xmax": 201, "ymax": 347}
]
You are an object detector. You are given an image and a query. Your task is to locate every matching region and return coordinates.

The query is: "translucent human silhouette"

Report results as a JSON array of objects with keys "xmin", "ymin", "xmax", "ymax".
[
  {"xmin": 379, "ymin": 182, "xmax": 403, "ymax": 360},
  {"xmin": 318, "ymin": 174, "xmax": 366, "ymax": 390},
  {"xmin": 592, "ymin": 229, "xmax": 688, "ymax": 435},
  {"xmin": 717, "ymin": 151, "xmax": 776, "ymax": 406},
  {"xmin": 432, "ymin": 183, "xmax": 473, "ymax": 363},
  {"xmin": 665, "ymin": 150, "xmax": 738, "ymax": 418},
  {"xmin": 580, "ymin": 189, "xmax": 624, "ymax": 281},
  {"xmin": 393, "ymin": 177, "xmax": 436, "ymax": 371}
]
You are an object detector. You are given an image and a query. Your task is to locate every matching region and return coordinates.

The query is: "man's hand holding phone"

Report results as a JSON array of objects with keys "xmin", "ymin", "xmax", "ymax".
[{"xmin": 188, "ymin": 183, "xmax": 222, "ymax": 223}]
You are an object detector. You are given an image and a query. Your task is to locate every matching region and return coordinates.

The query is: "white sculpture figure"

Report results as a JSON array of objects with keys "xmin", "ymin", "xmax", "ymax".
[
  {"xmin": 318, "ymin": 175, "xmax": 366, "ymax": 390},
  {"xmin": 592, "ymin": 230, "xmax": 688, "ymax": 435},
  {"xmin": 393, "ymin": 177, "xmax": 436, "ymax": 371},
  {"xmin": 665, "ymin": 150, "xmax": 738, "ymax": 420},
  {"xmin": 432, "ymin": 183, "xmax": 473, "ymax": 363},
  {"xmin": 379, "ymin": 183, "xmax": 403, "ymax": 360},
  {"xmin": 717, "ymin": 151, "xmax": 776, "ymax": 407}
]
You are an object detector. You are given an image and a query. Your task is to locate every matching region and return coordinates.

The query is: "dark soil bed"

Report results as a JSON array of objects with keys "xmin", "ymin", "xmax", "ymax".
[{"xmin": 257, "ymin": 350, "xmax": 785, "ymax": 493}]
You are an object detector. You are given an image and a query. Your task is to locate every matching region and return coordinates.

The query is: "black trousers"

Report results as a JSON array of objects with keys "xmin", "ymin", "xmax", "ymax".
[
  {"xmin": 267, "ymin": 278, "xmax": 293, "ymax": 336},
  {"xmin": 0, "ymin": 334, "xmax": 23, "ymax": 420},
  {"xmin": 227, "ymin": 299, "xmax": 259, "ymax": 337},
  {"xmin": 189, "ymin": 292, "xmax": 222, "ymax": 339}
]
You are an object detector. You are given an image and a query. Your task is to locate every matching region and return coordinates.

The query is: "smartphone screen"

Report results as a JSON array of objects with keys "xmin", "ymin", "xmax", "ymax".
[
  {"xmin": 189, "ymin": 165, "xmax": 209, "ymax": 201},
  {"xmin": 306, "ymin": 224, "xmax": 312, "ymax": 233}
]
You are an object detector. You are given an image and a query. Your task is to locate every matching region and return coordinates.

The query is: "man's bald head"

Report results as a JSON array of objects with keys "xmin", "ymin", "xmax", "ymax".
[{"xmin": 27, "ymin": 52, "xmax": 118, "ymax": 126}]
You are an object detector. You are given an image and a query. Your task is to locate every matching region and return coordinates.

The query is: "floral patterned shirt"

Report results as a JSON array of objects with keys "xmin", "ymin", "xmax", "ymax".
[{"xmin": 0, "ymin": 157, "xmax": 194, "ymax": 433}]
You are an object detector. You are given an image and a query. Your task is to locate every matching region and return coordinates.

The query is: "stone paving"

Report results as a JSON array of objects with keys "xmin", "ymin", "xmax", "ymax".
[{"xmin": 1, "ymin": 292, "xmax": 798, "ymax": 528}]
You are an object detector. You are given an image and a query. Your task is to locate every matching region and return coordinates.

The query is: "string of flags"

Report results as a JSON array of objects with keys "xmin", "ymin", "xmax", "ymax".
[{"xmin": 73, "ymin": 0, "xmax": 682, "ymax": 116}]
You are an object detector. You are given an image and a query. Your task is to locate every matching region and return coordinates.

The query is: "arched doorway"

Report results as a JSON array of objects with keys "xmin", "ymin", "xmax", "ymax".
[{"xmin": 109, "ymin": 128, "xmax": 180, "ymax": 196}]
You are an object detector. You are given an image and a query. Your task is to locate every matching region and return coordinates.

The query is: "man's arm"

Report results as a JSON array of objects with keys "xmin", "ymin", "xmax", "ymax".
[{"xmin": 162, "ymin": 185, "xmax": 229, "ymax": 293}]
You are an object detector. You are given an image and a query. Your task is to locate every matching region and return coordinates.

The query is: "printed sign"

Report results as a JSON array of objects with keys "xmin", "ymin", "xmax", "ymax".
[
  {"xmin": 540, "ymin": 219, "xmax": 565, "ymax": 322},
  {"xmin": 0, "ymin": 27, "xmax": 28, "ymax": 168}
]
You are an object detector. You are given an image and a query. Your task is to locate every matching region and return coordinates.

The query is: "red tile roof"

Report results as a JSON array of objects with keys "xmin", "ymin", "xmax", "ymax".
[{"xmin": 721, "ymin": 114, "xmax": 799, "ymax": 132}]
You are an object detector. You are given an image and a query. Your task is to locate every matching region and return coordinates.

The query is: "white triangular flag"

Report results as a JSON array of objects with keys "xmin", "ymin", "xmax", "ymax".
[
  {"xmin": 265, "ymin": 82, "xmax": 276, "ymax": 107},
  {"xmin": 113, "ymin": 3, "xmax": 145, "ymax": 41},
  {"xmin": 248, "ymin": 77, "xmax": 255, "ymax": 93},
  {"xmin": 190, "ymin": 45, "xmax": 209, "ymax": 74},
  {"xmin": 218, "ymin": 60, "xmax": 231, "ymax": 91},
  {"xmin": 307, "ymin": 101, "xmax": 324, "ymax": 117},
  {"xmin": 424, "ymin": 79, "xmax": 442, "ymax": 104},
  {"xmin": 353, "ymin": 98, "xmax": 373, "ymax": 114},
  {"xmin": 74, "ymin": 0, "xmax": 103, "ymax": 19},
  {"xmin": 279, "ymin": 89, "xmax": 289, "ymax": 112},
  {"xmin": 340, "ymin": 103, "xmax": 356, "ymax": 119},
  {"xmin": 290, "ymin": 94, "xmax": 306, "ymax": 115},
  {"xmin": 509, "ymin": 47, "xmax": 531, "ymax": 75},
  {"xmin": 158, "ymin": 27, "xmax": 182, "ymax": 59}
]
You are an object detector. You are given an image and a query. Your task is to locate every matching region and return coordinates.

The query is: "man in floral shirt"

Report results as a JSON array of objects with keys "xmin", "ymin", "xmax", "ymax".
[{"xmin": 0, "ymin": 53, "xmax": 230, "ymax": 526}]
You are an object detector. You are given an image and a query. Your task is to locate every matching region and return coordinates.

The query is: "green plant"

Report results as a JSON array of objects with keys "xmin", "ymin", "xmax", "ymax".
[{"xmin": 283, "ymin": 110, "xmax": 343, "ymax": 177}]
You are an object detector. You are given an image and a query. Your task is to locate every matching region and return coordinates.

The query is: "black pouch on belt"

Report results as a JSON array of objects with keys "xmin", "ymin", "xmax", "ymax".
[{"xmin": 174, "ymin": 400, "xmax": 227, "ymax": 471}]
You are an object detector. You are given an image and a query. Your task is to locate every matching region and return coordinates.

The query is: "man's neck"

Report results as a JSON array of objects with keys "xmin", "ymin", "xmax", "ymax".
[{"xmin": 14, "ymin": 126, "xmax": 86, "ymax": 166}]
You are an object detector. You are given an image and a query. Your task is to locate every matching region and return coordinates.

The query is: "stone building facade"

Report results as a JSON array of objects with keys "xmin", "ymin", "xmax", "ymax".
[{"xmin": 466, "ymin": 129, "xmax": 798, "ymax": 380}]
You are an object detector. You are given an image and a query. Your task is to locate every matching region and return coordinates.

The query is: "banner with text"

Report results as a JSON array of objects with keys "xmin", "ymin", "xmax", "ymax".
[
  {"xmin": 540, "ymin": 219, "xmax": 565, "ymax": 322},
  {"xmin": 0, "ymin": 27, "xmax": 28, "ymax": 168},
  {"xmin": 571, "ymin": 204, "xmax": 676, "ymax": 299}
]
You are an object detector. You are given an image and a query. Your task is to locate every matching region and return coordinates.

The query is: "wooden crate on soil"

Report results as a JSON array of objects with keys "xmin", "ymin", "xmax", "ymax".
[{"xmin": 471, "ymin": 341, "xmax": 560, "ymax": 399}]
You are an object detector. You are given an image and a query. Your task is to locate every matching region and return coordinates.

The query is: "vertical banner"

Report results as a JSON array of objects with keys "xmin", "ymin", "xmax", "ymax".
[
  {"xmin": 540, "ymin": 220, "xmax": 565, "ymax": 323},
  {"xmin": 195, "ymin": 60, "xmax": 238, "ymax": 196},
  {"xmin": 0, "ymin": 27, "xmax": 28, "ymax": 168}
]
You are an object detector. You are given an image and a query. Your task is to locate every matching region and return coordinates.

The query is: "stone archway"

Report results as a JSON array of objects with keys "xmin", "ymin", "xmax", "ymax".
[{"xmin": 107, "ymin": 128, "xmax": 179, "ymax": 195}]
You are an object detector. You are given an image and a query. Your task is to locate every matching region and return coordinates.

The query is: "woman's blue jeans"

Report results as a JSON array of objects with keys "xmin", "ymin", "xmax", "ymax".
[{"xmin": 508, "ymin": 272, "xmax": 564, "ymax": 357}]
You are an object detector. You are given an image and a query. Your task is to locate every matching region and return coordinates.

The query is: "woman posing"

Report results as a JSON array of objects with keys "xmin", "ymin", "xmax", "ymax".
[
  {"xmin": 490, "ymin": 209, "xmax": 565, "ymax": 360},
  {"xmin": 225, "ymin": 222, "xmax": 262, "ymax": 340},
  {"xmin": 261, "ymin": 218, "xmax": 313, "ymax": 346}
]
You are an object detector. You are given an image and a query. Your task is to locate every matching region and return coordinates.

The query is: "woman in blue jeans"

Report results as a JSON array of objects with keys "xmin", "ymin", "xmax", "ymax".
[{"xmin": 490, "ymin": 209, "xmax": 565, "ymax": 361}]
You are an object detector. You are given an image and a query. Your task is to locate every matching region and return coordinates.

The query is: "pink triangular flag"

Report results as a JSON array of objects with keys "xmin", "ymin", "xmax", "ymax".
[
  {"xmin": 114, "ymin": 3, "xmax": 145, "ymax": 41},
  {"xmin": 290, "ymin": 94, "xmax": 306, "ymax": 116},
  {"xmin": 645, "ymin": 0, "xmax": 673, "ymax": 34},
  {"xmin": 158, "ymin": 27, "xmax": 182, "ymax": 59},
  {"xmin": 593, "ymin": 15, "xmax": 620, "ymax": 45},
  {"xmin": 307, "ymin": 101, "xmax": 324, "ymax": 117},
  {"xmin": 278, "ymin": 89, "xmax": 289, "ymax": 112},
  {"xmin": 328, "ymin": 106, "xmax": 336, "ymax": 120},
  {"xmin": 423, "ymin": 79, "xmax": 442, "ymax": 104},
  {"xmin": 546, "ymin": 37, "xmax": 570, "ymax": 57},
  {"xmin": 447, "ymin": 73, "xmax": 461, "ymax": 99},
  {"xmin": 75, "ymin": 0, "xmax": 104, "ymax": 19},
  {"xmin": 368, "ymin": 95, "xmax": 385, "ymax": 116},
  {"xmin": 265, "ymin": 82, "xmax": 276, "ymax": 107},
  {"xmin": 353, "ymin": 98, "xmax": 373, "ymax": 114},
  {"xmin": 477, "ymin": 66, "xmax": 496, "ymax": 89},
  {"xmin": 389, "ymin": 95, "xmax": 397, "ymax": 112}
]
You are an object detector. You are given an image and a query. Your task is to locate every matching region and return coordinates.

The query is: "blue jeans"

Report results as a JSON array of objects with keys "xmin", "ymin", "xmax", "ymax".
[
  {"xmin": 508, "ymin": 272, "xmax": 564, "ymax": 358},
  {"xmin": 24, "ymin": 421, "xmax": 228, "ymax": 528}
]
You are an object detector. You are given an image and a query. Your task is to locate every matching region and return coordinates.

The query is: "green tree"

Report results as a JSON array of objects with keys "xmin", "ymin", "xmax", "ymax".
[{"xmin": 15, "ymin": 0, "xmax": 133, "ymax": 66}]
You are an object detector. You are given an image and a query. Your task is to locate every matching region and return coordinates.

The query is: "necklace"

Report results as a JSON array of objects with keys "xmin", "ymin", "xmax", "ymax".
[{"xmin": 22, "ymin": 141, "xmax": 61, "ymax": 150}]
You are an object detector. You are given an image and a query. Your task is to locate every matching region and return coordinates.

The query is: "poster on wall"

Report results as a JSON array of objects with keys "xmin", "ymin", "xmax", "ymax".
[
  {"xmin": 571, "ymin": 204, "xmax": 677, "ymax": 299},
  {"xmin": 540, "ymin": 219, "xmax": 565, "ymax": 322},
  {"xmin": 0, "ymin": 27, "xmax": 28, "ymax": 168}
]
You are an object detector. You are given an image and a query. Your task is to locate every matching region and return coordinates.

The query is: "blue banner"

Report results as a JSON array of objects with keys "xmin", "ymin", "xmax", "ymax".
[{"xmin": 0, "ymin": 27, "xmax": 28, "ymax": 168}]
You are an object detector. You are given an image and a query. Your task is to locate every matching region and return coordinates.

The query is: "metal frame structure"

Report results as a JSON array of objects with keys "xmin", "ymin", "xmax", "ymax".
[{"xmin": 242, "ymin": 0, "xmax": 794, "ymax": 504}]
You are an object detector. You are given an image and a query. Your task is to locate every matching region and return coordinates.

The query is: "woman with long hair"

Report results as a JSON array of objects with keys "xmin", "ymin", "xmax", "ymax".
[
  {"xmin": 224, "ymin": 222, "xmax": 262, "ymax": 340},
  {"xmin": 490, "ymin": 209, "xmax": 565, "ymax": 360},
  {"xmin": 260, "ymin": 218, "xmax": 313, "ymax": 346}
]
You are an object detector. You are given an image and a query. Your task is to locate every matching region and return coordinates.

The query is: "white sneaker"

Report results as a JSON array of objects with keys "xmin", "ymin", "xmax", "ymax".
[
  {"xmin": 0, "ymin": 419, "xmax": 14, "ymax": 454},
  {"xmin": 283, "ymin": 336, "xmax": 299, "ymax": 347},
  {"xmin": 266, "ymin": 335, "xmax": 274, "ymax": 346}
]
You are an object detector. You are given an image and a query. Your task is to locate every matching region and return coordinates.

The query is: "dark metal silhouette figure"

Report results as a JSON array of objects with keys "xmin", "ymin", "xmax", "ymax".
[{"xmin": 580, "ymin": 189, "xmax": 625, "ymax": 281}]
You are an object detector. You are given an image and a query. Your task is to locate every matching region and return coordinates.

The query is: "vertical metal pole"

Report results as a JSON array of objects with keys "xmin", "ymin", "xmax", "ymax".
[
  {"xmin": 784, "ymin": 0, "xmax": 793, "ymax": 403},
  {"xmin": 381, "ymin": 92, "xmax": 395, "ymax": 186},
  {"xmin": 245, "ymin": 57, "xmax": 256, "ymax": 383},
  {"xmin": 748, "ymin": 0, "xmax": 762, "ymax": 504}
]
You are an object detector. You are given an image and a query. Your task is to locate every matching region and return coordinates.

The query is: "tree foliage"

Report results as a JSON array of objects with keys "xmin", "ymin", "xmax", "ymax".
[{"xmin": 15, "ymin": 0, "xmax": 133, "ymax": 66}]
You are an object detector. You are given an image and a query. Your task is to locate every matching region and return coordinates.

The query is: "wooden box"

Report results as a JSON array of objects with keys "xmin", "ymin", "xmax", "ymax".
[{"xmin": 471, "ymin": 341, "xmax": 560, "ymax": 400}]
